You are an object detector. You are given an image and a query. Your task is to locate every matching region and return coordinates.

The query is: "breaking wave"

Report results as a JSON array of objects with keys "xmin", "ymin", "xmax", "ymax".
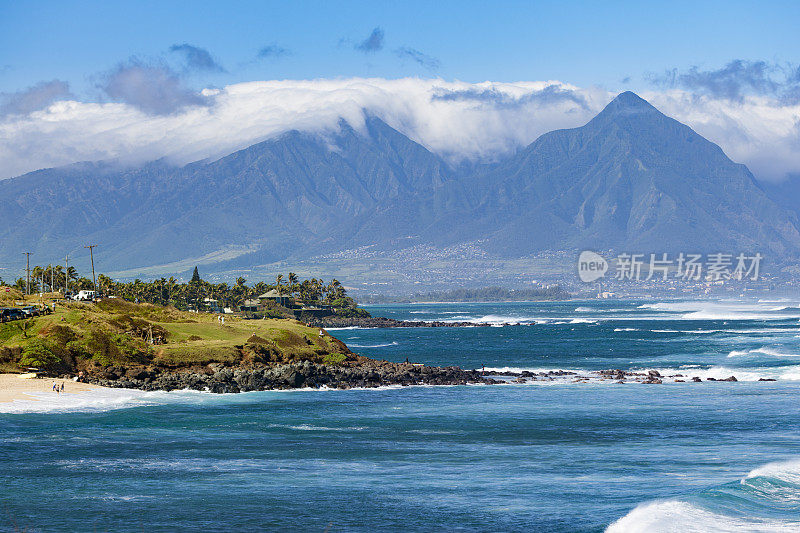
[
  {"xmin": 348, "ymin": 341, "xmax": 400, "ymax": 348},
  {"xmin": 727, "ymin": 347, "xmax": 800, "ymax": 358},
  {"xmin": 608, "ymin": 459, "xmax": 800, "ymax": 532},
  {"xmin": 443, "ymin": 314, "xmax": 538, "ymax": 326}
]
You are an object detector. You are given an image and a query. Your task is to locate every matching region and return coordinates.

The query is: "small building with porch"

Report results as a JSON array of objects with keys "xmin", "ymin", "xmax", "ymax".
[{"xmin": 258, "ymin": 289, "xmax": 292, "ymax": 307}]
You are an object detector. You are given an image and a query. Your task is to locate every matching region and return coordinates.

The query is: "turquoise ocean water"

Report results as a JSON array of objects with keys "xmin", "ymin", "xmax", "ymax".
[{"xmin": 3, "ymin": 299, "xmax": 800, "ymax": 532}]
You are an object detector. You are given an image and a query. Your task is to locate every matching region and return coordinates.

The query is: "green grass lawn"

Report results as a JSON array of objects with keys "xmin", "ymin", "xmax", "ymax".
[{"xmin": 0, "ymin": 299, "xmax": 353, "ymax": 373}]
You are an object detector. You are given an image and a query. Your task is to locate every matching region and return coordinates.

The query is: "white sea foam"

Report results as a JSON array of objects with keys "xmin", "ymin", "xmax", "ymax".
[
  {"xmin": 480, "ymin": 366, "xmax": 581, "ymax": 374},
  {"xmin": 348, "ymin": 341, "xmax": 400, "ymax": 348},
  {"xmin": 609, "ymin": 458, "xmax": 800, "ymax": 532},
  {"xmin": 681, "ymin": 310, "xmax": 794, "ymax": 321},
  {"xmin": 614, "ymin": 327, "xmax": 640, "ymax": 332},
  {"xmin": 745, "ymin": 458, "xmax": 800, "ymax": 484},
  {"xmin": 727, "ymin": 347, "xmax": 800, "ymax": 358},
  {"xmin": 0, "ymin": 388, "xmax": 208, "ymax": 415},
  {"xmin": 268, "ymin": 424, "xmax": 366, "ymax": 432},
  {"xmin": 607, "ymin": 499, "xmax": 800, "ymax": 532},
  {"xmin": 648, "ymin": 364, "xmax": 800, "ymax": 382},
  {"xmin": 650, "ymin": 329, "xmax": 717, "ymax": 334},
  {"xmin": 442, "ymin": 314, "xmax": 538, "ymax": 326},
  {"xmin": 480, "ymin": 364, "xmax": 800, "ymax": 383},
  {"xmin": 637, "ymin": 300, "xmax": 800, "ymax": 321}
]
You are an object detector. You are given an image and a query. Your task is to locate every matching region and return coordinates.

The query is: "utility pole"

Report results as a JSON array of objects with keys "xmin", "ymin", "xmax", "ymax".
[
  {"xmin": 85, "ymin": 244, "xmax": 98, "ymax": 296},
  {"xmin": 65, "ymin": 255, "xmax": 69, "ymax": 295},
  {"xmin": 23, "ymin": 252, "xmax": 32, "ymax": 296}
]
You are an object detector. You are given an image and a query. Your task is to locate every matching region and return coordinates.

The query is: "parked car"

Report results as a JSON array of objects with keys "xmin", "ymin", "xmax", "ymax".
[
  {"xmin": 21, "ymin": 306, "xmax": 40, "ymax": 317},
  {"xmin": 5, "ymin": 308, "xmax": 25, "ymax": 321}
]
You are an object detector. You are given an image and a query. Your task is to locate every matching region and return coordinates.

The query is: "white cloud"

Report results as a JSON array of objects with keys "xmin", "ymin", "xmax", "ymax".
[{"xmin": 0, "ymin": 78, "xmax": 798, "ymax": 181}]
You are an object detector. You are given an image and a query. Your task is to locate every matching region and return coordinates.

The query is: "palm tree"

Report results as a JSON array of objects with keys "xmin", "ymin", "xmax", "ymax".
[{"xmin": 97, "ymin": 274, "xmax": 114, "ymax": 296}]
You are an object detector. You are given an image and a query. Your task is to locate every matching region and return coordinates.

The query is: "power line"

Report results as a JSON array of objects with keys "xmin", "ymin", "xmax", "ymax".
[
  {"xmin": 85, "ymin": 244, "xmax": 98, "ymax": 296},
  {"xmin": 22, "ymin": 252, "xmax": 32, "ymax": 295}
]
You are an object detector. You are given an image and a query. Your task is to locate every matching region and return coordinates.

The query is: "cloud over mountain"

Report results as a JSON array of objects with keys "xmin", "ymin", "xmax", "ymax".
[
  {"xmin": 649, "ymin": 60, "xmax": 800, "ymax": 104},
  {"xmin": 0, "ymin": 80, "xmax": 72, "ymax": 116},
  {"xmin": 1, "ymin": 77, "xmax": 799, "ymax": 182},
  {"xmin": 98, "ymin": 59, "xmax": 209, "ymax": 115}
]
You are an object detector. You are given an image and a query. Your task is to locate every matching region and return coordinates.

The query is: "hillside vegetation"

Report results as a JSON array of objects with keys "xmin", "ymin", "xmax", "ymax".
[{"xmin": 0, "ymin": 298, "xmax": 354, "ymax": 376}]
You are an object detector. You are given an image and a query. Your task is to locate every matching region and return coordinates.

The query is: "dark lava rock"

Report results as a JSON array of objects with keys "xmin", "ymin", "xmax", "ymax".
[{"xmin": 85, "ymin": 360, "xmax": 494, "ymax": 393}]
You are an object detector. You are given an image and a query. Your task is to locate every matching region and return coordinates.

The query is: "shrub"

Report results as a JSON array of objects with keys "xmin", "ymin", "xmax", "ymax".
[
  {"xmin": 334, "ymin": 307, "xmax": 370, "ymax": 318},
  {"xmin": 38, "ymin": 324, "xmax": 77, "ymax": 347},
  {"xmin": 322, "ymin": 353, "xmax": 347, "ymax": 366},
  {"xmin": 18, "ymin": 339, "xmax": 62, "ymax": 369}
]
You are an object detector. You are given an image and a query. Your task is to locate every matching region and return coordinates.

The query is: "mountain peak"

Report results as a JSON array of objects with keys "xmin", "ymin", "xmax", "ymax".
[
  {"xmin": 583, "ymin": 91, "xmax": 666, "ymax": 132},
  {"xmin": 597, "ymin": 91, "xmax": 660, "ymax": 117},
  {"xmin": 611, "ymin": 90, "xmax": 650, "ymax": 106}
]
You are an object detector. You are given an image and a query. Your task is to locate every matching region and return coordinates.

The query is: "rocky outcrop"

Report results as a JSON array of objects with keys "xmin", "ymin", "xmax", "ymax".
[
  {"xmin": 487, "ymin": 368, "xmax": 744, "ymax": 384},
  {"xmin": 84, "ymin": 359, "xmax": 500, "ymax": 392}
]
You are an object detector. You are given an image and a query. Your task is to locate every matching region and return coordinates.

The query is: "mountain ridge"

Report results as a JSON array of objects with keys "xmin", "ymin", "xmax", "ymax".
[{"xmin": 1, "ymin": 92, "xmax": 797, "ymax": 281}]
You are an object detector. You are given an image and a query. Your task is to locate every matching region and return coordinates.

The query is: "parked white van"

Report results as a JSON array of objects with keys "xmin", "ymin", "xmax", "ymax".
[{"xmin": 73, "ymin": 290, "xmax": 96, "ymax": 301}]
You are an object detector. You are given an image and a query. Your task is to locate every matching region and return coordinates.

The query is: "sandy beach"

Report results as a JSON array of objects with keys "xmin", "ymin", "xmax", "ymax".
[{"xmin": 0, "ymin": 374, "xmax": 102, "ymax": 403}]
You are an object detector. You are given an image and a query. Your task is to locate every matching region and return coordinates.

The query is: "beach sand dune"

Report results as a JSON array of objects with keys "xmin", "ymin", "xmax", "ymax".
[{"xmin": 0, "ymin": 374, "xmax": 101, "ymax": 403}]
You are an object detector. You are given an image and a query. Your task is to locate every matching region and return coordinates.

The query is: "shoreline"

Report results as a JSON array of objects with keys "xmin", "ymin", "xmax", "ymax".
[
  {"xmin": 2, "ymin": 364, "xmax": 768, "ymax": 404},
  {"xmin": 0, "ymin": 374, "xmax": 103, "ymax": 404}
]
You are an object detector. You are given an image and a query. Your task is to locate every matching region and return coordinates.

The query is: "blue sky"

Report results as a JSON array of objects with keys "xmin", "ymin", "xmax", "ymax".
[
  {"xmin": 1, "ymin": 0, "xmax": 799, "ymax": 184},
  {"xmin": 2, "ymin": 0, "xmax": 799, "ymax": 95}
]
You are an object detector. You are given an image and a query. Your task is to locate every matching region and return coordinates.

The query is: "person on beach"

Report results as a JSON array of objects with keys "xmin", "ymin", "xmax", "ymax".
[
  {"xmin": 52, "ymin": 382, "xmax": 57, "ymax": 391},
  {"xmin": 60, "ymin": 383, "xmax": 65, "ymax": 392}
]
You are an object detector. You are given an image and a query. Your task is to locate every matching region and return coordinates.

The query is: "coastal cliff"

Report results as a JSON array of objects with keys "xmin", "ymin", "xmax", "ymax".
[{"xmin": 0, "ymin": 298, "xmax": 495, "ymax": 391}]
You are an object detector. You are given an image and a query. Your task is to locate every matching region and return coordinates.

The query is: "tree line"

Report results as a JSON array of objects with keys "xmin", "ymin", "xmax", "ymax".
[{"xmin": 2, "ymin": 265, "xmax": 354, "ymax": 311}]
